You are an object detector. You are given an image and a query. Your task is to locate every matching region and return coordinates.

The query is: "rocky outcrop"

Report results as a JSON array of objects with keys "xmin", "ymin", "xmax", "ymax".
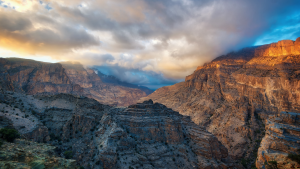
[
  {"xmin": 0, "ymin": 139, "xmax": 77, "ymax": 169},
  {"xmin": 141, "ymin": 37, "xmax": 300, "ymax": 166},
  {"xmin": 254, "ymin": 39, "xmax": 300, "ymax": 57},
  {"xmin": 256, "ymin": 111, "xmax": 300, "ymax": 169}
]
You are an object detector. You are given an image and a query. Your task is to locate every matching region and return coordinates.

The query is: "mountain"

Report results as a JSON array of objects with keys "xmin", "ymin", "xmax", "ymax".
[
  {"xmin": 140, "ymin": 38, "xmax": 300, "ymax": 168},
  {"xmin": 0, "ymin": 58, "xmax": 83, "ymax": 95},
  {"xmin": 0, "ymin": 58, "xmax": 149, "ymax": 106},
  {"xmin": 95, "ymin": 70, "xmax": 154, "ymax": 95},
  {"xmin": 0, "ymin": 90, "xmax": 233, "ymax": 169}
]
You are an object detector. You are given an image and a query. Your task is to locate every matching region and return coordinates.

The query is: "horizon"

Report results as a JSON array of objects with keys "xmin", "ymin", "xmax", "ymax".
[{"xmin": 0, "ymin": 0, "xmax": 300, "ymax": 89}]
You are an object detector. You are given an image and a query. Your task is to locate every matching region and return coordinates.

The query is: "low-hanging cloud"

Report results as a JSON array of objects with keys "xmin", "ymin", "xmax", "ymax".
[{"xmin": 0, "ymin": 0, "xmax": 300, "ymax": 85}]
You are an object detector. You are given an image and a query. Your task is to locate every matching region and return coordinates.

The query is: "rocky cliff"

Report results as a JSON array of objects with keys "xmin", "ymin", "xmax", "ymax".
[
  {"xmin": 141, "ymin": 38, "xmax": 300, "ymax": 167},
  {"xmin": 0, "ymin": 58, "xmax": 149, "ymax": 106},
  {"xmin": 0, "ymin": 58, "xmax": 83, "ymax": 95},
  {"xmin": 0, "ymin": 90, "xmax": 233, "ymax": 169}
]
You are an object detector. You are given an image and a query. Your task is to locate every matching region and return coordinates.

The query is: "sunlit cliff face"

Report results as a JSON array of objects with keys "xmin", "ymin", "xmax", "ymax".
[{"xmin": 0, "ymin": 0, "xmax": 300, "ymax": 85}]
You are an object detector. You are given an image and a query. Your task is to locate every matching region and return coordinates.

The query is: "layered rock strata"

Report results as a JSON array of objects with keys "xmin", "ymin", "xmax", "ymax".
[
  {"xmin": 141, "ymin": 38, "xmax": 300, "ymax": 166},
  {"xmin": 256, "ymin": 111, "xmax": 300, "ymax": 169},
  {"xmin": 94, "ymin": 100, "xmax": 230, "ymax": 169}
]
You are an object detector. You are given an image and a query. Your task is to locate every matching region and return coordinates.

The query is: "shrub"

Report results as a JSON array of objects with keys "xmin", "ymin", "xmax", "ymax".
[
  {"xmin": 0, "ymin": 128, "xmax": 20, "ymax": 142},
  {"xmin": 31, "ymin": 110, "xmax": 37, "ymax": 115},
  {"xmin": 265, "ymin": 161, "xmax": 278, "ymax": 169},
  {"xmin": 288, "ymin": 153, "xmax": 300, "ymax": 164},
  {"xmin": 241, "ymin": 158, "xmax": 247, "ymax": 168},
  {"xmin": 64, "ymin": 151, "xmax": 73, "ymax": 159}
]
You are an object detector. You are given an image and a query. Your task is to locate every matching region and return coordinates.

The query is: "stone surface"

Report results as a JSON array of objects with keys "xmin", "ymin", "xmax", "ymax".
[
  {"xmin": 140, "ymin": 38, "xmax": 300, "ymax": 167},
  {"xmin": 256, "ymin": 111, "xmax": 300, "ymax": 169}
]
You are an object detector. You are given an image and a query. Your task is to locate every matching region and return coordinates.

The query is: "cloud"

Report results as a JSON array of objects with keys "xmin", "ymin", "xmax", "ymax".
[
  {"xmin": 93, "ymin": 64, "xmax": 181, "ymax": 87},
  {"xmin": 0, "ymin": 0, "xmax": 300, "ymax": 84},
  {"xmin": 0, "ymin": 5, "xmax": 98, "ymax": 56}
]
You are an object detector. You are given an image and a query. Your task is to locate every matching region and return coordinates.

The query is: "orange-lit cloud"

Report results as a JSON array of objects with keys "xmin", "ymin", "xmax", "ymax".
[{"xmin": 0, "ymin": 0, "xmax": 299, "ymax": 81}]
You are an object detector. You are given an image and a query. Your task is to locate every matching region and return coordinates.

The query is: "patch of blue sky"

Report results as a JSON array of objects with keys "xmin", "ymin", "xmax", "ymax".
[
  {"xmin": 45, "ymin": 4, "xmax": 52, "ymax": 10},
  {"xmin": 254, "ymin": 13, "xmax": 300, "ymax": 46}
]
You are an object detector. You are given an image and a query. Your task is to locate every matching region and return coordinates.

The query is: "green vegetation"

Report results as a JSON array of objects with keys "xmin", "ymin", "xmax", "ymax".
[
  {"xmin": 241, "ymin": 158, "xmax": 247, "ymax": 168},
  {"xmin": 0, "ymin": 128, "xmax": 20, "ymax": 142},
  {"xmin": 64, "ymin": 151, "xmax": 73, "ymax": 159},
  {"xmin": 264, "ymin": 160, "xmax": 278, "ymax": 169},
  {"xmin": 287, "ymin": 150, "xmax": 300, "ymax": 164}
]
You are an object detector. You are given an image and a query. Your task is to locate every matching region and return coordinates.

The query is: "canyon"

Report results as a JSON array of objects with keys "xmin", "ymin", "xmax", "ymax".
[
  {"xmin": 0, "ymin": 91, "xmax": 232, "ymax": 169},
  {"xmin": 0, "ymin": 38, "xmax": 299, "ymax": 169}
]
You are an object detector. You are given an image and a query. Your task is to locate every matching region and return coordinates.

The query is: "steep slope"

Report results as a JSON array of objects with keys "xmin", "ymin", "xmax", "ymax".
[
  {"xmin": 61, "ymin": 62, "xmax": 148, "ymax": 106},
  {"xmin": 0, "ymin": 90, "xmax": 233, "ymax": 169},
  {"xmin": 141, "ymin": 38, "xmax": 300, "ymax": 165}
]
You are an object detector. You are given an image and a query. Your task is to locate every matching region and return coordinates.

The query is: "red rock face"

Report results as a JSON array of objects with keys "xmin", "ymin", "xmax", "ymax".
[
  {"xmin": 255, "ymin": 38, "xmax": 300, "ymax": 57},
  {"xmin": 141, "ymin": 38, "xmax": 300, "ymax": 164}
]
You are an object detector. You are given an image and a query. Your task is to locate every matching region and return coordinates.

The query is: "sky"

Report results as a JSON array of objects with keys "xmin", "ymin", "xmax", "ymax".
[{"xmin": 0, "ymin": 0, "xmax": 300, "ymax": 89}]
